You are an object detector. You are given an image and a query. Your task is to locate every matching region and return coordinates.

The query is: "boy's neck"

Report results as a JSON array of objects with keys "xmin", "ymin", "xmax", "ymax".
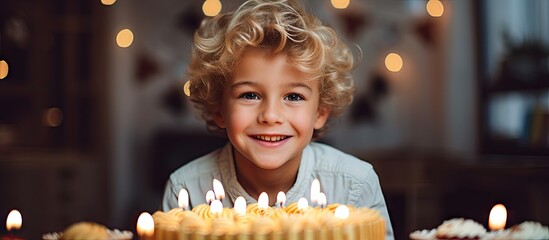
[{"xmin": 233, "ymin": 147, "xmax": 301, "ymax": 206}]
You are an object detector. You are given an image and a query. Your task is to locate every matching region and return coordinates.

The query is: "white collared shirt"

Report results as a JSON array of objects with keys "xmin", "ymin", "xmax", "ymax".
[{"xmin": 161, "ymin": 142, "xmax": 394, "ymax": 240}]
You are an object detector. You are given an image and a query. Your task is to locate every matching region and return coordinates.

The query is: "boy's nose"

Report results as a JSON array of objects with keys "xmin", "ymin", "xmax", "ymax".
[{"xmin": 258, "ymin": 100, "xmax": 284, "ymax": 125}]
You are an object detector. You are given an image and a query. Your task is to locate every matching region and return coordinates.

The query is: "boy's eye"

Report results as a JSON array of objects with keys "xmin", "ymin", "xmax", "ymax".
[
  {"xmin": 285, "ymin": 93, "xmax": 304, "ymax": 101},
  {"xmin": 239, "ymin": 92, "xmax": 260, "ymax": 100}
]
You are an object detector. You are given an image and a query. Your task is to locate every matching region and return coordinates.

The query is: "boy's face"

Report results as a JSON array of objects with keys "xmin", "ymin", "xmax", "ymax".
[{"xmin": 214, "ymin": 48, "xmax": 329, "ymax": 170}]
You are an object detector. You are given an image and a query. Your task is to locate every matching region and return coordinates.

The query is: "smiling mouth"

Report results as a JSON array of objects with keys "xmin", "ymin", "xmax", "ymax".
[{"xmin": 253, "ymin": 135, "xmax": 290, "ymax": 142}]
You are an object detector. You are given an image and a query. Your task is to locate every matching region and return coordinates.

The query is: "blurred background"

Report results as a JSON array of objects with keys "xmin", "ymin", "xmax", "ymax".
[{"xmin": 1, "ymin": 0, "xmax": 549, "ymax": 239}]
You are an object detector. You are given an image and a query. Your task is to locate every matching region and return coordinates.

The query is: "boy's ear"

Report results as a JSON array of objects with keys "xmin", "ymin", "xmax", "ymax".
[
  {"xmin": 314, "ymin": 106, "xmax": 330, "ymax": 130},
  {"xmin": 213, "ymin": 111, "xmax": 226, "ymax": 128}
]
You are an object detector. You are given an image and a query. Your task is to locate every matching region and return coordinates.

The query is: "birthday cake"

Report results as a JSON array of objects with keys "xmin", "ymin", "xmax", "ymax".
[
  {"xmin": 152, "ymin": 201, "xmax": 386, "ymax": 240},
  {"xmin": 42, "ymin": 222, "xmax": 133, "ymax": 240}
]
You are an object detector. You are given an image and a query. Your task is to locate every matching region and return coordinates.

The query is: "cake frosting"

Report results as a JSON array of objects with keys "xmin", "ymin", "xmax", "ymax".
[
  {"xmin": 152, "ymin": 202, "xmax": 386, "ymax": 240},
  {"xmin": 42, "ymin": 221, "xmax": 133, "ymax": 240}
]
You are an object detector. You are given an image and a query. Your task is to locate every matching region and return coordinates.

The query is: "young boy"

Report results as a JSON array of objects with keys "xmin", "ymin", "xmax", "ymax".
[{"xmin": 162, "ymin": 0, "xmax": 394, "ymax": 239}]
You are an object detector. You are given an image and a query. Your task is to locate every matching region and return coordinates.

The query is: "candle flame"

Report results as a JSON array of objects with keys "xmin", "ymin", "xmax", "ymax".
[
  {"xmin": 206, "ymin": 190, "xmax": 215, "ymax": 204},
  {"xmin": 317, "ymin": 192, "xmax": 327, "ymax": 208},
  {"xmin": 213, "ymin": 179, "xmax": 225, "ymax": 200},
  {"xmin": 136, "ymin": 212, "xmax": 154, "ymax": 237},
  {"xmin": 178, "ymin": 189, "xmax": 189, "ymax": 210},
  {"xmin": 258, "ymin": 192, "xmax": 269, "ymax": 209},
  {"xmin": 6, "ymin": 209, "xmax": 22, "ymax": 231},
  {"xmin": 297, "ymin": 197, "xmax": 309, "ymax": 212},
  {"xmin": 234, "ymin": 196, "xmax": 247, "ymax": 216},
  {"xmin": 489, "ymin": 204, "xmax": 507, "ymax": 231},
  {"xmin": 310, "ymin": 179, "xmax": 320, "ymax": 204},
  {"xmin": 334, "ymin": 205, "xmax": 349, "ymax": 219},
  {"xmin": 277, "ymin": 191, "xmax": 286, "ymax": 207},
  {"xmin": 210, "ymin": 200, "xmax": 223, "ymax": 215}
]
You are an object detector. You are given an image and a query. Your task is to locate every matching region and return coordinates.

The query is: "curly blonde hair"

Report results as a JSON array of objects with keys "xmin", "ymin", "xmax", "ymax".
[{"xmin": 186, "ymin": 0, "xmax": 356, "ymax": 139}]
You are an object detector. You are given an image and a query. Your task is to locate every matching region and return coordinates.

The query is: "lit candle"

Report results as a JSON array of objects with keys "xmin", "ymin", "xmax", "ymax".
[
  {"xmin": 4, "ymin": 210, "xmax": 23, "ymax": 240},
  {"xmin": 136, "ymin": 212, "xmax": 154, "ymax": 240},
  {"xmin": 210, "ymin": 200, "xmax": 223, "ymax": 215},
  {"xmin": 488, "ymin": 204, "xmax": 507, "ymax": 231},
  {"xmin": 310, "ymin": 179, "xmax": 320, "ymax": 205},
  {"xmin": 234, "ymin": 196, "xmax": 247, "ymax": 216},
  {"xmin": 297, "ymin": 197, "xmax": 309, "ymax": 212},
  {"xmin": 178, "ymin": 189, "xmax": 189, "ymax": 210},
  {"xmin": 258, "ymin": 192, "xmax": 269, "ymax": 209},
  {"xmin": 213, "ymin": 179, "xmax": 225, "ymax": 200},
  {"xmin": 334, "ymin": 205, "xmax": 349, "ymax": 220},
  {"xmin": 206, "ymin": 190, "xmax": 215, "ymax": 205},
  {"xmin": 317, "ymin": 192, "xmax": 327, "ymax": 208},
  {"xmin": 276, "ymin": 191, "xmax": 286, "ymax": 208}
]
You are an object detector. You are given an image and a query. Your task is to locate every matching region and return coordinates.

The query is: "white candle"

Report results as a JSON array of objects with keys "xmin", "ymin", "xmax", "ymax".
[
  {"xmin": 6, "ymin": 209, "xmax": 22, "ymax": 231},
  {"xmin": 297, "ymin": 197, "xmax": 309, "ymax": 212},
  {"xmin": 276, "ymin": 191, "xmax": 286, "ymax": 208},
  {"xmin": 210, "ymin": 200, "xmax": 223, "ymax": 215},
  {"xmin": 136, "ymin": 212, "xmax": 154, "ymax": 240},
  {"xmin": 317, "ymin": 192, "xmax": 327, "ymax": 208},
  {"xmin": 489, "ymin": 204, "xmax": 507, "ymax": 231},
  {"xmin": 178, "ymin": 189, "xmax": 189, "ymax": 210},
  {"xmin": 213, "ymin": 179, "xmax": 225, "ymax": 200},
  {"xmin": 258, "ymin": 192, "xmax": 269, "ymax": 209},
  {"xmin": 206, "ymin": 190, "xmax": 215, "ymax": 205},
  {"xmin": 334, "ymin": 205, "xmax": 349, "ymax": 219},
  {"xmin": 234, "ymin": 196, "xmax": 247, "ymax": 216},
  {"xmin": 310, "ymin": 179, "xmax": 320, "ymax": 205}
]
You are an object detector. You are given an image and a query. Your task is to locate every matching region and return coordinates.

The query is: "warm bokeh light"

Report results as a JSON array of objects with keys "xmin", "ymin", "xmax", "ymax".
[
  {"xmin": 203, "ymin": 0, "xmax": 222, "ymax": 17},
  {"xmin": 183, "ymin": 80, "xmax": 191, "ymax": 97},
  {"xmin": 178, "ymin": 189, "xmax": 189, "ymax": 210},
  {"xmin": 116, "ymin": 29, "xmax": 134, "ymax": 48},
  {"xmin": 426, "ymin": 0, "xmax": 444, "ymax": 17},
  {"xmin": 43, "ymin": 108, "xmax": 63, "ymax": 127},
  {"xmin": 258, "ymin": 192, "xmax": 269, "ymax": 209},
  {"xmin": 234, "ymin": 196, "xmax": 247, "ymax": 216},
  {"xmin": 385, "ymin": 52, "xmax": 403, "ymax": 72},
  {"xmin": 100, "ymin": 0, "xmax": 116, "ymax": 6},
  {"xmin": 331, "ymin": 0, "xmax": 350, "ymax": 9},
  {"xmin": 334, "ymin": 205, "xmax": 349, "ymax": 219},
  {"xmin": 6, "ymin": 209, "xmax": 22, "ymax": 231},
  {"xmin": 489, "ymin": 204, "xmax": 507, "ymax": 231},
  {"xmin": 0, "ymin": 60, "xmax": 9, "ymax": 79},
  {"xmin": 136, "ymin": 212, "xmax": 154, "ymax": 237}
]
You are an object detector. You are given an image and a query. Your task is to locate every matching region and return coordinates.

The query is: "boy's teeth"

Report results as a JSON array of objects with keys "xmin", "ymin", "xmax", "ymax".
[{"xmin": 256, "ymin": 136, "xmax": 286, "ymax": 142}]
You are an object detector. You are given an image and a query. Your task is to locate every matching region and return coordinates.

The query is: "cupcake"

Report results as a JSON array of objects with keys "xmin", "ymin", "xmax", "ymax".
[
  {"xmin": 42, "ymin": 221, "xmax": 133, "ymax": 240},
  {"xmin": 435, "ymin": 218, "xmax": 487, "ymax": 240},
  {"xmin": 506, "ymin": 221, "xmax": 549, "ymax": 240},
  {"xmin": 409, "ymin": 228, "xmax": 436, "ymax": 240}
]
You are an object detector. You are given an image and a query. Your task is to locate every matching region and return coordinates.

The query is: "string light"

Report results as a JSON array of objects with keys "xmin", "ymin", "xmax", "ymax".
[
  {"xmin": 426, "ymin": 0, "xmax": 444, "ymax": 17},
  {"xmin": 203, "ymin": 0, "xmax": 222, "ymax": 17},
  {"xmin": 116, "ymin": 29, "xmax": 134, "ymax": 48},
  {"xmin": 331, "ymin": 0, "xmax": 350, "ymax": 9},
  {"xmin": 0, "ymin": 60, "xmax": 8, "ymax": 79},
  {"xmin": 385, "ymin": 52, "xmax": 403, "ymax": 72},
  {"xmin": 183, "ymin": 80, "xmax": 191, "ymax": 97},
  {"xmin": 100, "ymin": 0, "xmax": 116, "ymax": 6}
]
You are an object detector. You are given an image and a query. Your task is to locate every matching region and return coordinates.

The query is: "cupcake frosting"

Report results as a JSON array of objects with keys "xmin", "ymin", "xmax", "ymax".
[
  {"xmin": 507, "ymin": 221, "xmax": 549, "ymax": 240},
  {"xmin": 436, "ymin": 218, "xmax": 487, "ymax": 239}
]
